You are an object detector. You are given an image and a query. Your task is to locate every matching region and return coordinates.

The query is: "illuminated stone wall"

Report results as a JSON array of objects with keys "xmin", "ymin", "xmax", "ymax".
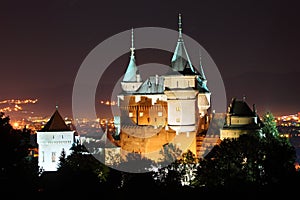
[{"xmin": 118, "ymin": 126, "xmax": 203, "ymax": 162}]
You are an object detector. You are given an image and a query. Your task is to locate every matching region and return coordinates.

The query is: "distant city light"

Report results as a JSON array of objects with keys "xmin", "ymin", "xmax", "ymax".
[
  {"xmin": 276, "ymin": 113, "xmax": 300, "ymax": 127},
  {"xmin": 0, "ymin": 98, "xmax": 38, "ymax": 113},
  {"xmin": 13, "ymin": 122, "xmax": 19, "ymax": 128},
  {"xmin": 99, "ymin": 100, "xmax": 117, "ymax": 106}
]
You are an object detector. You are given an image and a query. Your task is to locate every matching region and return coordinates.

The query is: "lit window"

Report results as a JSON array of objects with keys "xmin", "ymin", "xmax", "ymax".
[
  {"xmin": 176, "ymin": 107, "xmax": 180, "ymax": 111},
  {"xmin": 176, "ymin": 118, "xmax": 180, "ymax": 122},
  {"xmin": 139, "ymin": 112, "xmax": 143, "ymax": 117},
  {"xmin": 129, "ymin": 112, "xmax": 133, "ymax": 117},
  {"xmin": 158, "ymin": 111, "xmax": 163, "ymax": 117},
  {"xmin": 52, "ymin": 152, "xmax": 56, "ymax": 162}
]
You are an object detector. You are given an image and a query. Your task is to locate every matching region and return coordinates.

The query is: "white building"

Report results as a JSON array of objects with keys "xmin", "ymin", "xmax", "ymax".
[{"xmin": 37, "ymin": 107, "xmax": 78, "ymax": 172}]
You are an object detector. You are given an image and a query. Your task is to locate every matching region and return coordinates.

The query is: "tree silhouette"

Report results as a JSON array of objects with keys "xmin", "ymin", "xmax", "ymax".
[
  {"xmin": 158, "ymin": 143, "xmax": 182, "ymax": 166},
  {"xmin": 153, "ymin": 149, "xmax": 198, "ymax": 193},
  {"xmin": 117, "ymin": 152, "xmax": 157, "ymax": 173},
  {"xmin": 192, "ymin": 111, "xmax": 298, "ymax": 194},
  {"xmin": 260, "ymin": 112, "xmax": 297, "ymax": 189},
  {"xmin": 262, "ymin": 111, "xmax": 279, "ymax": 138},
  {"xmin": 0, "ymin": 112, "xmax": 39, "ymax": 192},
  {"xmin": 49, "ymin": 143, "xmax": 110, "ymax": 192},
  {"xmin": 57, "ymin": 148, "xmax": 66, "ymax": 169}
]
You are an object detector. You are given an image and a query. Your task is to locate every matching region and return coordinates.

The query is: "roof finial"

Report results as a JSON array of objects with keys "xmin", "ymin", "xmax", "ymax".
[
  {"xmin": 243, "ymin": 95, "xmax": 246, "ymax": 101},
  {"xmin": 130, "ymin": 28, "xmax": 135, "ymax": 57},
  {"xmin": 55, "ymin": 104, "xmax": 58, "ymax": 110},
  {"xmin": 178, "ymin": 13, "xmax": 182, "ymax": 39}
]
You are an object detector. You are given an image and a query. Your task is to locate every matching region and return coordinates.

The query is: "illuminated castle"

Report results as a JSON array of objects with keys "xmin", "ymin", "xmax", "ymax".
[{"xmin": 113, "ymin": 14, "xmax": 211, "ymax": 161}]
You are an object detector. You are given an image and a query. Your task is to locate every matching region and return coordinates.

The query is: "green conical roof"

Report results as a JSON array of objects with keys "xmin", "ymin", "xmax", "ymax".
[{"xmin": 171, "ymin": 14, "xmax": 198, "ymax": 75}]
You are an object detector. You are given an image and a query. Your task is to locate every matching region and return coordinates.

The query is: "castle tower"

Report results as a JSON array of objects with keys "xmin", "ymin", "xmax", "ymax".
[
  {"xmin": 197, "ymin": 50, "xmax": 211, "ymax": 117},
  {"xmin": 37, "ymin": 106, "xmax": 78, "ymax": 172},
  {"xmin": 195, "ymin": 50, "xmax": 211, "ymax": 136},
  {"xmin": 121, "ymin": 28, "xmax": 143, "ymax": 92},
  {"xmin": 164, "ymin": 14, "xmax": 210, "ymax": 133},
  {"xmin": 220, "ymin": 97, "xmax": 263, "ymax": 140}
]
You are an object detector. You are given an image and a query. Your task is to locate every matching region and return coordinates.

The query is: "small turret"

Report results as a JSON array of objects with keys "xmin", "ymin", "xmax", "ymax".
[{"xmin": 121, "ymin": 28, "xmax": 143, "ymax": 92}]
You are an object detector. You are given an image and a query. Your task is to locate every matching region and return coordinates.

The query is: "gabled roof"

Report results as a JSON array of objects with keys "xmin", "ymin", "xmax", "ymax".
[
  {"xmin": 41, "ymin": 109, "xmax": 71, "ymax": 132},
  {"xmin": 120, "ymin": 75, "xmax": 165, "ymax": 95}
]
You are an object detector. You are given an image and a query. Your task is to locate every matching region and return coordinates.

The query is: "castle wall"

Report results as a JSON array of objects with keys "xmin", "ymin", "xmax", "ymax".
[
  {"xmin": 164, "ymin": 75, "xmax": 196, "ymax": 89},
  {"xmin": 220, "ymin": 129, "xmax": 255, "ymax": 140},
  {"xmin": 119, "ymin": 95, "xmax": 168, "ymax": 127},
  {"xmin": 37, "ymin": 131, "xmax": 75, "ymax": 171},
  {"xmin": 119, "ymin": 126, "xmax": 175, "ymax": 154},
  {"xmin": 198, "ymin": 93, "xmax": 211, "ymax": 115},
  {"xmin": 118, "ymin": 126, "xmax": 203, "ymax": 162},
  {"xmin": 167, "ymin": 99, "xmax": 196, "ymax": 127},
  {"xmin": 230, "ymin": 116, "xmax": 257, "ymax": 125}
]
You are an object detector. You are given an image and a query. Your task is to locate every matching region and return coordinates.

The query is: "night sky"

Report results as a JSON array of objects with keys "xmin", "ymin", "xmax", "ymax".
[{"xmin": 1, "ymin": 0, "xmax": 300, "ymax": 118}]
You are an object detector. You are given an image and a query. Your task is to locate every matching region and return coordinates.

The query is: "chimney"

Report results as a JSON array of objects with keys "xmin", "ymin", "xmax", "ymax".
[
  {"xmin": 253, "ymin": 104, "xmax": 257, "ymax": 114},
  {"xmin": 136, "ymin": 74, "xmax": 141, "ymax": 82}
]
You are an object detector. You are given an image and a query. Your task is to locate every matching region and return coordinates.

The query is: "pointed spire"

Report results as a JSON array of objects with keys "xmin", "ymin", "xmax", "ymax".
[
  {"xmin": 122, "ymin": 28, "xmax": 141, "ymax": 83},
  {"xmin": 196, "ymin": 49, "xmax": 210, "ymax": 93},
  {"xmin": 130, "ymin": 28, "xmax": 135, "ymax": 57},
  {"xmin": 171, "ymin": 13, "xmax": 196, "ymax": 74},
  {"xmin": 199, "ymin": 49, "xmax": 206, "ymax": 80},
  {"xmin": 178, "ymin": 13, "xmax": 182, "ymax": 39}
]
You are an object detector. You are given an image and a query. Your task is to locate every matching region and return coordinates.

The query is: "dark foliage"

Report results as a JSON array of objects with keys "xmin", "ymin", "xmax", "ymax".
[{"xmin": 0, "ymin": 112, "xmax": 39, "ymax": 193}]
